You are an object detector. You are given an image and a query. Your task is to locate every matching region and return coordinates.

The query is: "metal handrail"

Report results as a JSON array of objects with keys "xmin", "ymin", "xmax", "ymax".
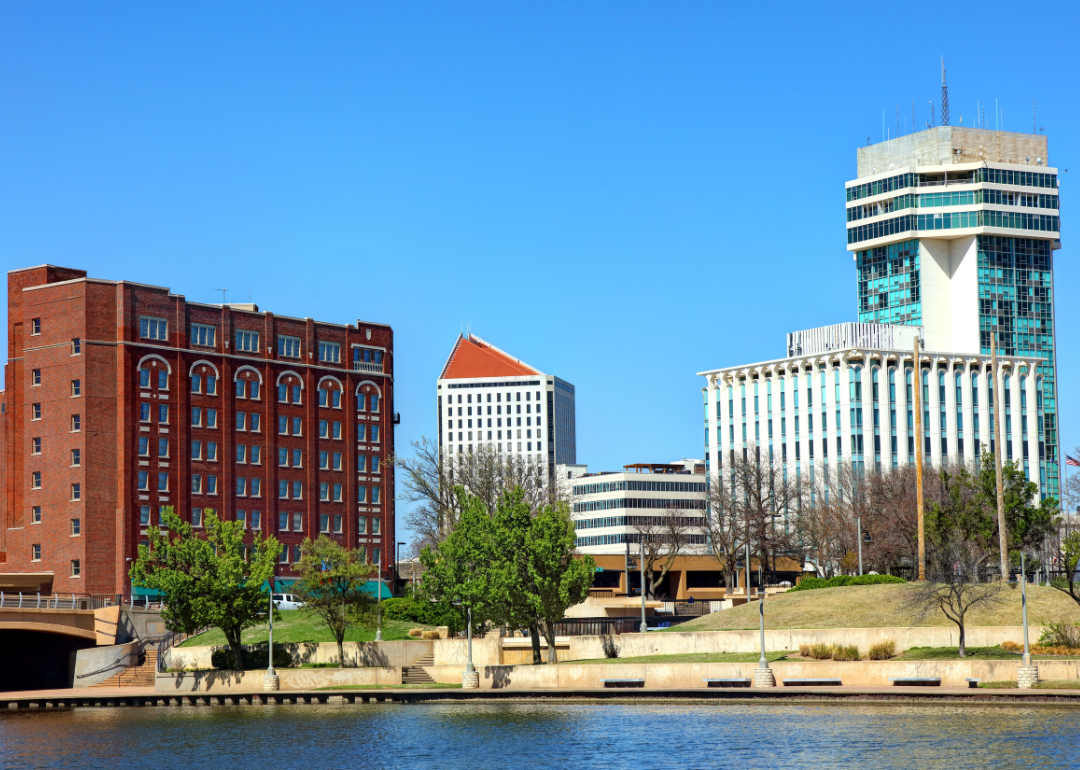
[
  {"xmin": 156, "ymin": 626, "xmax": 210, "ymax": 673},
  {"xmin": 75, "ymin": 651, "xmax": 143, "ymax": 680}
]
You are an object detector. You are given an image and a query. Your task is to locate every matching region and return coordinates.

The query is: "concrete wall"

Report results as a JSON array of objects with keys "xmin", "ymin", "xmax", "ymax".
[
  {"xmin": 73, "ymin": 642, "xmax": 141, "ymax": 688},
  {"xmin": 433, "ymin": 637, "xmax": 502, "ymax": 667},
  {"xmin": 166, "ymin": 640, "xmax": 433, "ymax": 671},
  {"xmin": 426, "ymin": 659, "xmax": 1080, "ymax": 690},
  {"xmin": 155, "ymin": 667, "xmax": 400, "ymax": 693},
  {"xmin": 563, "ymin": 626, "xmax": 1044, "ymax": 661}
]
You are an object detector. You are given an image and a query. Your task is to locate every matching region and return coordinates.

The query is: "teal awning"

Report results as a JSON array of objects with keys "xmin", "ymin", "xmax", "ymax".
[
  {"xmin": 132, "ymin": 586, "xmax": 162, "ymax": 598},
  {"xmin": 362, "ymin": 580, "xmax": 393, "ymax": 599}
]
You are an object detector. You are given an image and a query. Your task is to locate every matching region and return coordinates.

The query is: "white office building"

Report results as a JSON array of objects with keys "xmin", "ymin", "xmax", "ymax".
[
  {"xmin": 700, "ymin": 324, "xmax": 1049, "ymax": 495},
  {"xmin": 569, "ymin": 461, "xmax": 708, "ymax": 555},
  {"xmin": 437, "ymin": 333, "xmax": 576, "ymax": 467}
]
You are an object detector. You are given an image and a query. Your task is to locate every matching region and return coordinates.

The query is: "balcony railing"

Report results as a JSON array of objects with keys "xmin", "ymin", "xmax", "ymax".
[
  {"xmin": 917, "ymin": 178, "xmax": 976, "ymax": 188},
  {"xmin": 353, "ymin": 361, "xmax": 384, "ymax": 374}
]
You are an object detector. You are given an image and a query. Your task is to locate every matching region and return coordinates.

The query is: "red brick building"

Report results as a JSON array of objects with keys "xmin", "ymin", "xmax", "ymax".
[{"xmin": 0, "ymin": 265, "xmax": 395, "ymax": 595}]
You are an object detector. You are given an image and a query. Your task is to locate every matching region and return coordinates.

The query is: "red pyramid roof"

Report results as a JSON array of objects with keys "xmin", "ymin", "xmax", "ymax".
[{"xmin": 440, "ymin": 334, "xmax": 539, "ymax": 380}]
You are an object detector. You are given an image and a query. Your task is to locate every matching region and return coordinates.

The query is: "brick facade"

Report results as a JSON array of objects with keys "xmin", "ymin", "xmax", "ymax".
[{"xmin": 0, "ymin": 265, "xmax": 395, "ymax": 595}]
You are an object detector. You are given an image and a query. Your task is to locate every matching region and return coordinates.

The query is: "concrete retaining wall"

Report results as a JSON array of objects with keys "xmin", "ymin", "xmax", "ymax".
[
  {"xmin": 73, "ymin": 642, "xmax": 141, "ymax": 688},
  {"xmin": 424, "ymin": 659, "xmax": 1080, "ymax": 690},
  {"xmin": 566, "ymin": 626, "xmax": 1045, "ymax": 661},
  {"xmin": 167, "ymin": 640, "xmax": 433, "ymax": 671},
  {"xmin": 156, "ymin": 666, "xmax": 400, "ymax": 693}
]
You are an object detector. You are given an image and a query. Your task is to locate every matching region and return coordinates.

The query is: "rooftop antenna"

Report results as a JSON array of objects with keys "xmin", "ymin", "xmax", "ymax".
[
  {"xmin": 216, "ymin": 288, "xmax": 228, "ymax": 304},
  {"xmin": 940, "ymin": 57, "xmax": 950, "ymax": 126}
]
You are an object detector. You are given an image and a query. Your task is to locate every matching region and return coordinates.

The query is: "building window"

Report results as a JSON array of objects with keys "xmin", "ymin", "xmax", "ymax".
[
  {"xmin": 71, "ymin": 338, "xmax": 81, "ymax": 355},
  {"xmin": 140, "ymin": 505, "xmax": 151, "ymax": 526},
  {"xmin": 140, "ymin": 317, "xmax": 168, "ymax": 341},
  {"xmin": 191, "ymin": 323, "xmax": 216, "ymax": 347},
  {"xmin": 71, "ymin": 559, "xmax": 81, "ymax": 577},
  {"xmin": 192, "ymin": 474, "xmax": 202, "ymax": 494},
  {"xmin": 71, "ymin": 414, "xmax": 81, "ymax": 432},
  {"xmin": 140, "ymin": 403, "xmax": 152, "ymax": 422},
  {"xmin": 139, "ymin": 436, "xmax": 150, "ymax": 457},
  {"xmin": 238, "ymin": 510, "xmax": 248, "ymax": 529},
  {"xmin": 32, "ymin": 403, "xmax": 41, "ymax": 420},
  {"xmin": 71, "ymin": 483, "xmax": 81, "ymax": 501},
  {"xmin": 191, "ymin": 374, "xmax": 202, "ymax": 394},
  {"xmin": 207, "ymin": 475, "xmax": 218, "ymax": 495},
  {"xmin": 206, "ymin": 376, "xmax": 218, "ymax": 395},
  {"xmin": 31, "ymin": 369, "xmax": 41, "ymax": 386},
  {"xmin": 235, "ymin": 330, "xmax": 260, "ymax": 353},
  {"xmin": 371, "ymin": 486, "xmax": 380, "ymax": 504},
  {"xmin": 292, "ymin": 544, "xmax": 302, "ymax": 563},
  {"xmin": 32, "ymin": 544, "xmax": 41, "ymax": 562},
  {"xmin": 278, "ymin": 335, "xmax": 301, "ymax": 358},
  {"xmin": 333, "ymin": 483, "xmax": 342, "ymax": 502},
  {"xmin": 237, "ymin": 412, "xmax": 247, "ymax": 431},
  {"xmin": 332, "ymin": 452, "xmax": 342, "ymax": 471},
  {"xmin": 332, "ymin": 421, "xmax": 342, "ymax": 439},
  {"xmin": 192, "ymin": 407, "xmax": 203, "ymax": 426},
  {"xmin": 251, "ymin": 511, "xmax": 261, "ymax": 530},
  {"xmin": 292, "ymin": 417, "xmax": 302, "ymax": 435},
  {"xmin": 279, "ymin": 480, "xmax": 289, "ymax": 499},
  {"xmin": 292, "ymin": 449, "xmax": 302, "ymax": 467},
  {"xmin": 372, "ymin": 517, "xmax": 381, "ymax": 535},
  {"xmin": 358, "ymin": 485, "xmax": 367, "ymax": 503},
  {"xmin": 320, "ymin": 482, "xmax": 330, "ymax": 501},
  {"xmin": 157, "ymin": 473, "xmax": 168, "ymax": 492},
  {"xmin": 320, "ymin": 419, "xmax": 329, "ymax": 439},
  {"xmin": 318, "ymin": 341, "xmax": 341, "ymax": 363},
  {"xmin": 32, "ymin": 437, "xmax": 41, "ymax": 454},
  {"xmin": 71, "ymin": 518, "xmax": 81, "ymax": 536},
  {"xmin": 249, "ymin": 381, "xmax": 260, "ymax": 400},
  {"xmin": 278, "ymin": 448, "xmax": 288, "ymax": 467},
  {"xmin": 236, "ymin": 379, "xmax": 247, "ymax": 399},
  {"xmin": 249, "ymin": 413, "xmax": 260, "ymax": 432},
  {"xmin": 237, "ymin": 478, "xmax": 247, "ymax": 496},
  {"xmin": 158, "ymin": 405, "xmax": 168, "ymax": 424},
  {"xmin": 357, "ymin": 454, "xmax": 366, "ymax": 473},
  {"xmin": 293, "ymin": 481, "xmax": 303, "ymax": 499},
  {"xmin": 207, "ymin": 408, "xmax": 218, "ymax": 428},
  {"xmin": 251, "ymin": 478, "xmax": 261, "ymax": 497},
  {"xmin": 139, "ymin": 369, "xmax": 151, "ymax": 388},
  {"xmin": 278, "ymin": 416, "xmax": 287, "ymax": 435},
  {"xmin": 249, "ymin": 445, "xmax": 261, "ymax": 464},
  {"xmin": 370, "ymin": 394, "xmax": 380, "ymax": 412},
  {"xmin": 158, "ymin": 438, "xmax": 169, "ymax": 458},
  {"xmin": 320, "ymin": 513, "xmax": 330, "ymax": 533},
  {"xmin": 371, "ymin": 425, "xmax": 379, "ymax": 443},
  {"xmin": 31, "ymin": 471, "xmax": 41, "ymax": 489},
  {"xmin": 372, "ymin": 547, "xmax": 380, "ymax": 566},
  {"xmin": 191, "ymin": 440, "xmax": 205, "ymax": 460},
  {"xmin": 358, "ymin": 516, "xmax": 367, "ymax": 534},
  {"xmin": 158, "ymin": 370, "xmax": 168, "ymax": 390},
  {"xmin": 279, "ymin": 512, "xmax": 289, "ymax": 531},
  {"xmin": 237, "ymin": 444, "xmax": 247, "ymax": 463},
  {"xmin": 372, "ymin": 456, "xmax": 380, "ymax": 474},
  {"xmin": 192, "ymin": 508, "xmax": 204, "ymax": 527},
  {"xmin": 31, "ymin": 318, "xmax": 41, "ymax": 335},
  {"xmin": 138, "ymin": 470, "xmax": 149, "ymax": 491},
  {"xmin": 31, "ymin": 506, "xmax": 41, "ymax": 524},
  {"xmin": 71, "ymin": 449, "xmax": 81, "ymax": 467},
  {"xmin": 71, "ymin": 379, "xmax": 81, "ymax": 397}
]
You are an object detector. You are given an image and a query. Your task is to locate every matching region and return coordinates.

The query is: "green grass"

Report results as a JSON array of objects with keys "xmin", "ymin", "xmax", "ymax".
[
  {"xmin": 979, "ymin": 680, "xmax": 1080, "ymax": 690},
  {"xmin": 315, "ymin": 683, "xmax": 462, "ymax": 691},
  {"xmin": 668, "ymin": 583, "xmax": 1080, "ymax": 632},
  {"xmin": 179, "ymin": 611, "xmax": 427, "ymax": 647},
  {"xmin": 894, "ymin": 645, "xmax": 1080, "ymax": 661},
  {"xmin": 563, "ymin": 651, "xmax": 794, "ymax": 665}
]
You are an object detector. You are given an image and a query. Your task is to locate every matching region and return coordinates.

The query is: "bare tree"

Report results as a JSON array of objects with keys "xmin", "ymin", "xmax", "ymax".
[
  {"xmin": 633, "ymin": 509, "xmax": 692, "ymax": 598},
  {"xmin": 904, "ymin": 537, "xmax": 1004, "ymax": 657},
  {"xmin": 708, "ymin": 444, "xmax": 800, "ymax": 592},
  {"xmin": 394, "ymin": 437, "xmax": 566, "ymax": 550},
  {"xmin": 704, "ymin": 476, "xmax": 745, "ymax": 594}
]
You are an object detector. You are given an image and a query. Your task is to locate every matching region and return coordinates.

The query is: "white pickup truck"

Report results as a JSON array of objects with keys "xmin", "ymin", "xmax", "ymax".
[{"xmin": 272, "ymin": 593, "xmax": 305, "ymax": 611}]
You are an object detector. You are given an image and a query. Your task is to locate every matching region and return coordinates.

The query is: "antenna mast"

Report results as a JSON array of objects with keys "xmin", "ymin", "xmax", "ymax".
[{"xmin": 940, "ymin": 57, "xmax": 950, "ymax": 126}]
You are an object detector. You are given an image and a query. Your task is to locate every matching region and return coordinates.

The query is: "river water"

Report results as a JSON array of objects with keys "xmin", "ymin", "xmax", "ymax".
[{"xmin": 1, "ymin": 702, "xmax": 1077, "ymax": 769}]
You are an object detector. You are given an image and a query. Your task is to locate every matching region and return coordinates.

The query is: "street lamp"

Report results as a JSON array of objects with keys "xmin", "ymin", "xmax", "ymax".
[
  {"xmin": 1017, "ymin": 551, "xmax": 1039, "ymax": 689},
  {"xmin": 639, "ymin": 542, "xmax": 646, "ymax": 633},
  {"xmin": 375, "ymin": 550, "xmax": 383, "ymax": 642},
  {"xmin": 455, "ymin": 599, "xmax": 478, "ymax": 688},
  {"xmin": 857, "ymin": 517, "xmax": 872, "ymax": 576},
  {"xmin": 261, "ymin": 585, "xmax": 279, "ymax": 692}
]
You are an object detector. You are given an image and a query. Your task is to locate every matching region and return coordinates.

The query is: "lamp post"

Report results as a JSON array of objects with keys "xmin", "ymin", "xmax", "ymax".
[
  {"xmin": 456, "ymin": 599, "xmax": 478, "ymax": 689},
  {"xmin": 639, "ymin": 542, "xmax": 647, "ymax": 633},
  {"xmin": 262, "ymin": 585, "xmax": 279, "ymax": 692},
  {"xmin": 1016, "ymin": 551, "xmax": 1039, "ymax": 688},
  {"xmin": 375, "ymin": 550, "xmax": 383, "ymax": 642},
  {"xmin": 857, "ymin": 516, "xmax": 863, "ymax": 576}
]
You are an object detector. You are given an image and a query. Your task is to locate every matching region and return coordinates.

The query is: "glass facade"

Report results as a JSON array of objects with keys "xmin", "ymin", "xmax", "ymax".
[
  {"xmin": 977, "ymin": 235, "xmax": 1058, "ymax": 498},
  {"xmin": 857, "ymin": 239, "xmax": 921, "ymax": 325},
  {"xmin": 848, "ymin": 210, "xmax": 1059, "ymax": 245}
]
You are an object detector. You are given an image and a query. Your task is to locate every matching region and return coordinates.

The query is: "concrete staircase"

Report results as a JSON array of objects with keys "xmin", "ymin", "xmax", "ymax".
[
  {"xmin": 402, "ymin": 653, "xmax": 435, "ymax": 685},
  {"xmin": 91, "ymin": 649, "xmax": 157, "ymax": 688}
]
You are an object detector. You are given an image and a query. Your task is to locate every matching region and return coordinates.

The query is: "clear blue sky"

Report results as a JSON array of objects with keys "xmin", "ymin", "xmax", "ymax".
[{"xmin": 2, "ymin": 2, "xmax": 1077, "ymax": 538}]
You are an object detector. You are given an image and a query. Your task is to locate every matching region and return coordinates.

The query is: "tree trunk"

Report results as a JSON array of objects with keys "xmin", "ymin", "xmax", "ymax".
[
  {"xmin": 226, "ymin": 629, "xmax": 246, "ymax": 672},
  {"xmin": 337, "ymin": 638, "xmax": 346, "ymax": 667},
  {"xmin": 529, "ymin": 624, "xmax": 542, "ymax": 664},
  {"xmin": 957, "ymin": 619, "xmax": 966, "ymax": 658},
  {"xmin": 724, "ymin": 569, "xmax": 734, "ymax": 595},
  {"xmin": 542, "ymin": 622, "xmax": 559, "ymax": 664}
]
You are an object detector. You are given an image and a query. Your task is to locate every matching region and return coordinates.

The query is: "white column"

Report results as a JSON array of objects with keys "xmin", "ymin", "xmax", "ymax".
[
  {"xmin": 1024, "ymin": 364, "xmax": 1040, "ymax": 486},
  {"xmin": 994, "ymin": 362, "xmax": 1006, "ymax": 461},
  {"xmin": 1009, "ymin": 364, "xmax": 1022, "ymax": 467},
  {"xmin": 977, "ymin": 363, "xmax": 991, "ymax": 458},
  {"xmin": 799, "ymin": 363, "xmax": 811, "ymax": 474},
  {"xmin": 961, "ymin": 363, "xmax": 975, "ymax": 466},
  {"xmin": 765, "ymin": 366, "xmax": 778, "ymax": 463},
  {"xmin": 929, "ymin": 362, "xmax": 942, "ymax": 468},
  {"xmin": 944, "ymin": 359, "xmax": 958, "ymax": 466},
  {"xmin": 839, "ymin": 354, "xmax": 852, "ymax": 463},
  {"xmin": 860, "ymin": 356, "xmax": 874, "ymax": 468},
  {"xmin": 896, "ymin": 355, "xmax": 910, "ymax": 466},
  {"xmin": 708, "ymin": 376, "xmax": 719, "ymax": 477},
  {"xmin": 785, "ymin": 365, "xmax": 798, "ymax": 475},
  {"xmin": 824, "ymin": 358, "xmax": 838, "ymax": 475}
]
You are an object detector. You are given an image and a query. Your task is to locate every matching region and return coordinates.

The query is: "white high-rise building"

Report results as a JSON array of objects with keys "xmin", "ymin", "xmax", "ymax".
[{"xmin": 437, "ymin": 333, "xmax": 576, "ymax": 467}]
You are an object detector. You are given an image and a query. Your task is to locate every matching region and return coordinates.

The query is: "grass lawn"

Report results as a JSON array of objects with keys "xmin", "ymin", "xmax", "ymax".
[
  {"xmin": 179, "ymin": 611, "xmax": 427, "ymax": 647},
  {"xmin": 979, "ymin": 680, "xmax": 1080, "ymax": 690},
  {"xmin": 895, "ymin": 646, "xmax": 1080, "ymax": 661},
  {"xmin": 563, "ymin": 651, "xmax": 794, "ymax": 665},
  {"xmin": 315, "ymin": 684, "xmax": 462, "ymax": 691},
  {"xmin": 669, "ymin": 584, "xmax": 1080, "ymax": 632}
]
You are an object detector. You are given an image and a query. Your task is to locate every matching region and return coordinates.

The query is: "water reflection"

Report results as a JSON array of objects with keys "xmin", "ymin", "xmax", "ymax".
[{"xmin": 1, "ymin": 702, "xmax": 1077, "ymax": 769}]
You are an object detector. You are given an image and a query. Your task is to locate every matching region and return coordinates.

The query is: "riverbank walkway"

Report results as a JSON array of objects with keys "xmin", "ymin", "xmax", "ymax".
[{"xmin": 3, "ymin": 685, "xmax": 1080, "ymax": 710}]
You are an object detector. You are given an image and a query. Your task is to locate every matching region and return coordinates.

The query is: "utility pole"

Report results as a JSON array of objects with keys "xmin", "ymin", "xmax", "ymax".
[
  {"xmin": 857, "ymin": 516, "xmax": 864, "ymax": 576},
  {"xmin": 639, "ymin": 542, "xmax": 647, "ymax": 633},
  {"xmin": 992, "ymin": 335, "xmax": 1009, "ymax": 581},
  {"xmin": 913, "ymin": 337, "xmax": 925, "ymax": 581}
]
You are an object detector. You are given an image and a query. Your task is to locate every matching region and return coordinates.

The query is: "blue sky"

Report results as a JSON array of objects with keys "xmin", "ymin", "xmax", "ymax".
[{"xmin": 2, "ymin": 2, "xmax": 1077, "ymax": 536}]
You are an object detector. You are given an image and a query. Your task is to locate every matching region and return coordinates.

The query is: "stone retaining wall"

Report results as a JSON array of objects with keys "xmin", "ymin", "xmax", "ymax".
[
  {"xmin": 156, "ymin": 667, "xmax": 400, "ymax": 693},
  {"xmin": 167, "ymin": 640, "xmax": 433, "ymax": 671}
]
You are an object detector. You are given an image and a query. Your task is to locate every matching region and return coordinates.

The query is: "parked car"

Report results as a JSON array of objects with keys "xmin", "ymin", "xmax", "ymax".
[{"xmin": 272, "ymin": 593, "xmax": 305, "ymax": 610}]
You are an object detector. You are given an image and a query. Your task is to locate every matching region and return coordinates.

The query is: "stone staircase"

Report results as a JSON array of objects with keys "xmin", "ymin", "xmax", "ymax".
[
  {"xmin": 401, "ymin": 653, "xmax": 435, "ymax": 685},
  {"xmin": 91, "ymin": 649, "xmax": 157, "ymax": 689}
]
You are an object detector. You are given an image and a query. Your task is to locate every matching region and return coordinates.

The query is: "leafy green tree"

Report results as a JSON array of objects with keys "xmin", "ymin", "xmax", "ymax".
[
  {"xmin": 975, "ymin": 453, "xmax": 1058, "ymax": 557},
  {"xmin": 524, "ymin": 501, "xmax": 595, "ymax": 663},
  {"xmin": 294, "ymin": 536, "xmax": 377, "ymax": 666},
  {"xmin": 129, "ymin": 507, "xmax": 280, "ymax": 672},
  {"xmin": 490, "ymin": 489, "xmax": 548, "ymax": 663},
  {"xmin": 1052, "ymin": 532, "xmax": 1080, "ymax": 610}
]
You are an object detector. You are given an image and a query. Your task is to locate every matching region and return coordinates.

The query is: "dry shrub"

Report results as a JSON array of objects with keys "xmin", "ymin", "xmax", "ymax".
[
  {"xmin": 809, "ymin": 643, "xmax": 834, "ymax": 660},
  {"xmin": 421, "ymin": 630, "xmax": 441, "ymax": 640},
  {"xmin": 1002, "ymin": 640, "xmax": 1080, "ymax": 656},
  {"xmin": 868, "ymin": 641, "xmax": 896, "ymax": 660},
  {"xmin": 832, "ymin": 645, "xmax": 861, "ymax": 661},
  {"xmin": 408, "ymin": 628, "xmax": 424, "ymax": 638},
  {"xmin": 1001, "ymin": 641, "xmax": 1022, "ymax": 653},
  {"xmin": 798, "ymin": 644, "xmax": 813, "ymax": 658}
]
